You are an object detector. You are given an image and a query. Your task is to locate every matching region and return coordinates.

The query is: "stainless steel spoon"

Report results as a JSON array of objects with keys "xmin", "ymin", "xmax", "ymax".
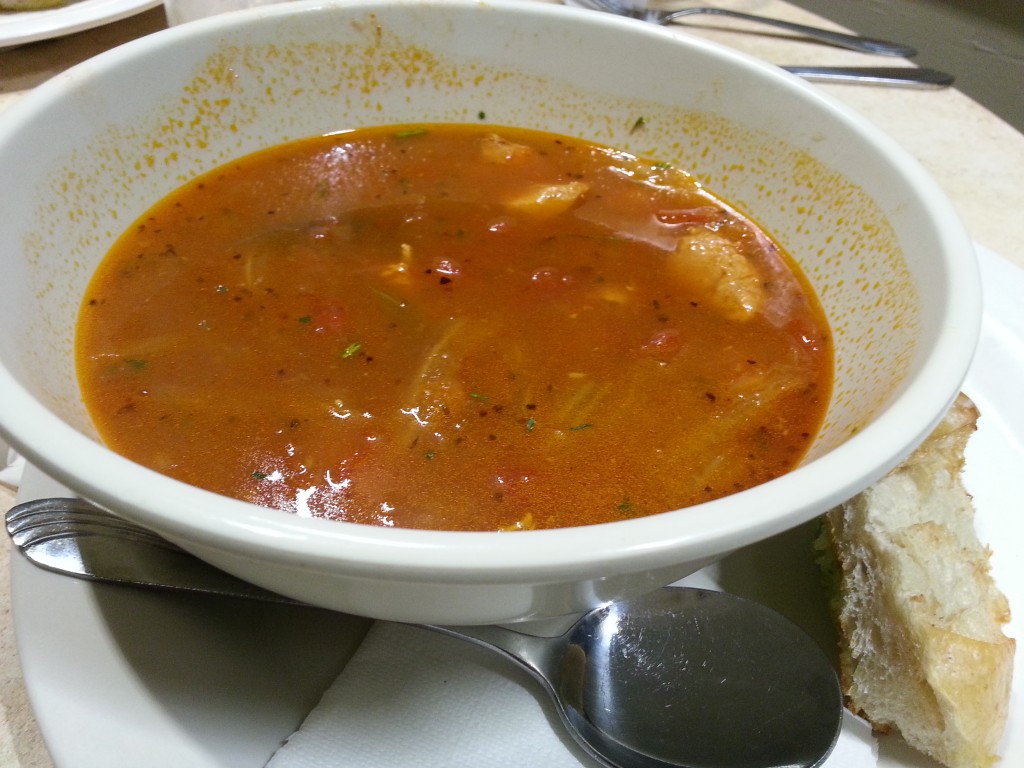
[
  {"xmin": 7, "ymin": 497, "xmax": 843, "ymax": 768},
  {"xmin": 568, "ymin": 0, "xmax": 917, "ymax": 57}
]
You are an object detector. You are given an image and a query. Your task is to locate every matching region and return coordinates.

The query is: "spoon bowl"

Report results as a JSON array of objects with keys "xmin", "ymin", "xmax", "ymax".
[{"xmin": 450, "ymin": 588, "xmax": 842, "ymax": 768}]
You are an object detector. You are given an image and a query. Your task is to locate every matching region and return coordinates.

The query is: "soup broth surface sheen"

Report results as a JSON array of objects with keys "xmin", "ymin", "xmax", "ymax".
[{"xmin": 76, "ymin": 124, "xmax": 832, "ymax": 531}]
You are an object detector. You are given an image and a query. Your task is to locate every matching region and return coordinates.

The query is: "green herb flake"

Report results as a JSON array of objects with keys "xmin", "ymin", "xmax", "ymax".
[
  {"xmin": 341, "ymin": 342, "xmax": 363, "ymax": 359},
  {"xmin": 394, "ymin": 127, "xmax": 428, "ymax": 139},
  {"xmin": 617, "ymin": 498, "xmax": 634, "ymax": 514},
  {"xmin": 298, "ymin": 315, "xmax": 312, "ymax": 324},
  {"xmin": 525, "ymin": 417, "xmax": 537, "ymax": 433},
  {"xmin": 569, "ymin": 423, "xmax": 593, "ymax": 431},
  {"xmin": 469, "ymin": 392, "xmax": 489, "ymax": 402},
  {"xmin": 215, "ymin": 285, "xmax": 229, "ymax": 293},
  {"xmin": 629, "ymin": 116, "xmax": 647, "ymax": 134},
  {"xmin": 124, "ymin": 359, "xmax": 148, "ymax": 371},
  {"xmin": 251, "ymin": 471, "xmax": 268, "ymax": 480},
  {"xmin": 424, "ymin": 450, "xmax": 437, "ymax": 461}
]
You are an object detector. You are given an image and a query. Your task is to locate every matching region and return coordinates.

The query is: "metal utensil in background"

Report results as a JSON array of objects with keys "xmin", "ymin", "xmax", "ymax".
[
  {"xmin": 781, "ymin": 65, "xmax": 954, "ymax": 88},
  {"xmin": 566, "ymin": 0, "xmax": 918, "ymax": 57}
]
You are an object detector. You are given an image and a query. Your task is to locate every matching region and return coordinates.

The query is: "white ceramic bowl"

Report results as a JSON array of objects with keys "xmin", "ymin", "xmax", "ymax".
[{"xmin": 0, "ymin": 0, "xmax": 979, "ymax": 624}]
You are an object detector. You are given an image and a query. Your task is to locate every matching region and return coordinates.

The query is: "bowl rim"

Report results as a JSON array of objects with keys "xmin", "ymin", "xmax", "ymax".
[{"xmin": 0, "ymin": 0, "xmax": 981, "ymax": 582}]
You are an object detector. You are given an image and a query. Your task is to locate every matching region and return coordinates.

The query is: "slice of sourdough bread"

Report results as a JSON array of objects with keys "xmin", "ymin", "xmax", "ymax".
[{"xmin": 818, "ymin": 393, "xmax": 1014, "ymax": 768}]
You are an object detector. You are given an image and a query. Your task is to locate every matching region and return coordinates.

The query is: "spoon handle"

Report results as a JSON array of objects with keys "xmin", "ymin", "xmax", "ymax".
[
  {"xmin": 426, "ymin": 623, "xmax": 559, "ymax": 682},
  {"xmin": 664, "ymin": 8, "xmax": 917, "ymax": 58},
  {"xmin": 782, "ymin": 65, "xmax": 954, "ymax": 88}
]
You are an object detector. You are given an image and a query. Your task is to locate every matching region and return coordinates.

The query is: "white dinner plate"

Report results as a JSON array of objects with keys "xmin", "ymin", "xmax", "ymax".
[
  {"xmin": 0, "ymin": 0, "xmax": 160, "ymax": 48},
  {"xmin": 10, "ymin": 244, "xmax": 1024, "ymax": 767}
]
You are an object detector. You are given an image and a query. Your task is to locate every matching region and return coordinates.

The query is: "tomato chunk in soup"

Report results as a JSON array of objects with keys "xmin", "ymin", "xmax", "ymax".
[{"xmin": 76, "ymin": 124, "xmax": 832, "ymax": 531}]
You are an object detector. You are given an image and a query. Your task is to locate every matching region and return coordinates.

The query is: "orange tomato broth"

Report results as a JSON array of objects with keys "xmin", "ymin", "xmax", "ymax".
[{"xmin": 76, "ymin": 124, "xmax": 832, "ymax": 531}]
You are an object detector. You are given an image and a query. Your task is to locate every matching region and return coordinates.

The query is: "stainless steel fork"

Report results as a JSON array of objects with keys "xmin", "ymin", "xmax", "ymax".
[
  {"xmin": 5, "ymin": 496, "xmax": 294, "ymax": 602},
  {"xmin": 568, "ymin": 0, "xmax": 918, "ymax": 57}
]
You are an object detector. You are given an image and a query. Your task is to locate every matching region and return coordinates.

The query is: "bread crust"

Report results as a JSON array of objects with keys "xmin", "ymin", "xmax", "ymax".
[{"xmin": 820, "ymin": 394, "xmax": 1014, "ymax": 768}]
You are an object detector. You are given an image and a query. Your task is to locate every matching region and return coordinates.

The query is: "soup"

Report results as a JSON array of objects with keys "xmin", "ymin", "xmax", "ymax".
[{"xmin": 76, "ymin": 124, "xmax": 832, "ymax": 531}]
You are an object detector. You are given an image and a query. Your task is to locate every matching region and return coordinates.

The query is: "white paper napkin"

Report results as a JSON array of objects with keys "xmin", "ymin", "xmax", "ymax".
[{"xmin": 266, "ymin": 619, "xmax": 878, "ymax": 768}]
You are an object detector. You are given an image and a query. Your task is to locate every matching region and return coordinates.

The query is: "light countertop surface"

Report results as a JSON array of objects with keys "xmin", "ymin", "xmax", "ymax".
[{"xmin": 1, "ymin": 1, "xmax": 1023, "ymax": 765}]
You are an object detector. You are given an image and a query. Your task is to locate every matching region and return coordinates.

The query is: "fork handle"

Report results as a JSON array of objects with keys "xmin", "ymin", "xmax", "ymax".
[
  {"xmin": 663, "ymin": 8, "xmax": 917, "ymax": 58},
  {"xmin": 782, "ymin": 66, "xmax": 954, "ymax": 88},
  {"xmin": 6, "ymin": 496, "xmax": 296, "ymax": 604}
]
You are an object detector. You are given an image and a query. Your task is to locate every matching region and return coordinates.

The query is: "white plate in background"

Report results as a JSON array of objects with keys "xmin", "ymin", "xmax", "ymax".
[{"xmin": 0, "ymin": 0, "xmax": 160, "ymax": 48}]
